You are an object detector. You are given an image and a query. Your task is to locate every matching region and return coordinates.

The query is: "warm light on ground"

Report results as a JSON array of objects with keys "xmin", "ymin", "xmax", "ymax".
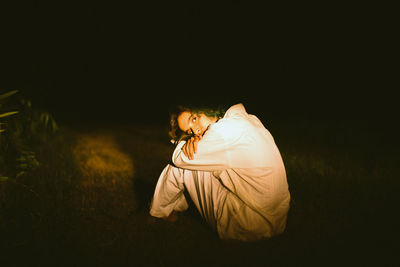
[
  {"xmin": 71, "ymin": 132, "xmax": 137, "ymax": 214},
  {"xmin": 72, "ymin": 133, "xmax": 134, "ymax": 186}
]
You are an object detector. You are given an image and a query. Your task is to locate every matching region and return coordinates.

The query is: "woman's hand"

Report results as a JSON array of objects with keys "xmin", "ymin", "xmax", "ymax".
[{"xmin": 182, "ymin": 135, "xmax": 202, "ymax": 160}]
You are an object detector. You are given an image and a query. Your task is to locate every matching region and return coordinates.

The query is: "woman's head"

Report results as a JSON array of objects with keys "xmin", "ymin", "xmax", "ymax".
[{"xmin": 168, "ymin": 104, "xmax": 226, "ymax": 142}]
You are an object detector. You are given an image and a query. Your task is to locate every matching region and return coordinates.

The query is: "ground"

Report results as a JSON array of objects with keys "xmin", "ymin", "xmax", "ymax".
[{"xmin": 0, "ymin": 119, "xmax": 398, "ymax": 267}]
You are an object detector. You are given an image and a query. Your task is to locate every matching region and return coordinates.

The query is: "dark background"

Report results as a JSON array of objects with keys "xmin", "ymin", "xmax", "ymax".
[
  {"xmin": 0, "ymin": 3, "xmax": 398, "ymax": 266},
  {"xmin": 0, "ymin": 1, "xmax": 396, "ymax": 125}
]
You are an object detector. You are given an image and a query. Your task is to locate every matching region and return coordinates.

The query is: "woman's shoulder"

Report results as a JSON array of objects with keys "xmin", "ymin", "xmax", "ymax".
[
  {"xmin": 208, "ymin": 110, "xmax": 249, "ymax": 141},
  {"xmin": 224, "ymin": 103, "xmax": 247, "ymax": 118}
]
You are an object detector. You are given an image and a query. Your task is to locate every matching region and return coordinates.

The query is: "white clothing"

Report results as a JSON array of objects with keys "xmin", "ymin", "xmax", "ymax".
[{"xmin": 150, "ymin": 104, "xmax": 290, "ymax": 241}]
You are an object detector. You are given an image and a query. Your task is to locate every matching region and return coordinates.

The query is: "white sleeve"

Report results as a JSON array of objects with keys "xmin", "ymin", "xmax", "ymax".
[{"xmin": 172, "ymin": 120, "xmax": 244, "ymax": 171}]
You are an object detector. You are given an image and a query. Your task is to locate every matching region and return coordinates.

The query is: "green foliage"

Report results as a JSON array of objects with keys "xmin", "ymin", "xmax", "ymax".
[
  {"xmin": 0, "ymin": 90, "xmax": 19, "ymax": 134},
  {"xmin": 16, "ymin": 151, "xmax": 41, "ymax": 178},
  {"xmin": 0, "ymin": 111, "xmax": 19, "ymax": 119},
  {"xmin": 40, "ymin": 112, "xmax": 58, "ymax": 133},
  {"xmin": 0, "ymin": 89, "xmax": 19, "ymax": 100},
  {"xmin": 0, "ymin": 88, "xmax": 58, "ymax": 180}
]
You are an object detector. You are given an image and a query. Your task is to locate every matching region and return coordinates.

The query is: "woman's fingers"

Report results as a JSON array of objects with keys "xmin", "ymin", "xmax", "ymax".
[
  {"xmin": 188, "ymin": 137, "xmax": 195, "ymax": 159},
  {"xmin": 182, "ymin": 136, "xmax": 202, "ymax": 160},
  {"xmin": 184, "ymin": 139, "xmax": 191, "ymax": 159},
  {"xmin": 182, "ymin": 141, "xmax": 188, "ymax": 158},
  {"xmin": 182, "ymin": 136, "xmax": 199, "ymax": 160},
  {"xmin": 183, "ymin": 138, "xmax": 193, "ymax": 160}
]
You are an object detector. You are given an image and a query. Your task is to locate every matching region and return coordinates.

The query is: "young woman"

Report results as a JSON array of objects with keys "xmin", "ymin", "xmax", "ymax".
[{"xmin": 149, "ymin": 103, "xmax": 290, "ymax": 241}]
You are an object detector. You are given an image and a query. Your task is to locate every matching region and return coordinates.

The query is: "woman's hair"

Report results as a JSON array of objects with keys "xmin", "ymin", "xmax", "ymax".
[{"xmin": 168, "ymin": 104, "xmax": 227, "ymax": 143}]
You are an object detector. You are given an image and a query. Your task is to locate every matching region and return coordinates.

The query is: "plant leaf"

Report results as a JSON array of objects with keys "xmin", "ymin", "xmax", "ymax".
[
  {"xmin": 0, "ymin": 111, "xmax": 19, "ymax": 118},
  {"xmin": 16, "ymin": 171, "xmax": 25, "ymax": 178},
  {"xmin": 0, "ymin": 90, "xmax": 18, "ymax": 100},
  {"xmin": 51, "ymin": 120, "xmax": 58, "ymax": 132},
  {"xmin": 44, "ymin": 114, "xmax": 49, "ymax": 126},
  {"xmin": 0, "ymin": 176, "xmax": 9, "ymax": 182}
]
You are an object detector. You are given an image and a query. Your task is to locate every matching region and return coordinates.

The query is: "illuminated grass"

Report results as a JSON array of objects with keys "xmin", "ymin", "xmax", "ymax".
[{"xmin": 72, "ymin": 133, "xmax": 134, "ymax": 185}]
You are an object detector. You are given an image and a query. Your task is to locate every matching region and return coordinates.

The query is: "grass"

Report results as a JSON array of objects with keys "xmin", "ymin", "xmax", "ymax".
[{"xmin": 0, "ymin": 118, "xmax": 398, "ymax": 267}]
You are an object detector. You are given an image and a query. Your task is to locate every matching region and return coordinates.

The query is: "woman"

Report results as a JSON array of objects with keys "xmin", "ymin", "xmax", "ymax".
[{"xmin": 149, "ymin": 103, "xmax": 290, "ymax": 241}]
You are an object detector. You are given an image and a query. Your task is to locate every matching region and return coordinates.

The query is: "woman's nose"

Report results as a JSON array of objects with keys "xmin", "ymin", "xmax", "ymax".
[{"xmin": 191, "ymin": 128, "xmax": 200, "ymax": 135}]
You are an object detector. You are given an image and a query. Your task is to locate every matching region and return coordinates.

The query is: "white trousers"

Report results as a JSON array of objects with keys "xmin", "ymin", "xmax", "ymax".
[{"xmin": 149, "ymin": 164, "xmax": 275, "ymax": 241}]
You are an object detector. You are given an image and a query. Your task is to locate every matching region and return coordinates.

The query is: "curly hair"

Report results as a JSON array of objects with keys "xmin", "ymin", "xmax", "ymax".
[{"xmin": 168, "ymin": 104, "xmax": 227, "ymax": 144}]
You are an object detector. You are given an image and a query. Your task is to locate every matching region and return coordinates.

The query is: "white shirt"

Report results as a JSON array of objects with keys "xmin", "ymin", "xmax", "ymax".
[{"xmin": 172, "ymin": 103, "xmax": 290, "ymax": 239}]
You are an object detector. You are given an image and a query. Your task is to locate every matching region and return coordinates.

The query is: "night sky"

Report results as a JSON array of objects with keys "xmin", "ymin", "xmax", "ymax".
[{"xmin": 1, "ymin": 2, "xmax": 395, "ymax": 125}]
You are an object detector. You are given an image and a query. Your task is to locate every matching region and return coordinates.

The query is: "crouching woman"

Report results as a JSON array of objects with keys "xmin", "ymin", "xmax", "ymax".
[{"xmin": 149, "ymin": 103, "xmax": 290, "ymax": 241}]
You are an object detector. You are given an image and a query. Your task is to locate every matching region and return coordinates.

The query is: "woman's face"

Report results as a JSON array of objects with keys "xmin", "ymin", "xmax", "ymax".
[{"xmin": 177, "ymin": 111, "xmax": 215, "ymax": 137}]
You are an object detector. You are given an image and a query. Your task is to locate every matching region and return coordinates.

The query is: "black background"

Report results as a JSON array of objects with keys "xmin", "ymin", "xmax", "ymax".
[{"xmin": 1, "ymin": 1, "xmax": 396, "ymax": 125}]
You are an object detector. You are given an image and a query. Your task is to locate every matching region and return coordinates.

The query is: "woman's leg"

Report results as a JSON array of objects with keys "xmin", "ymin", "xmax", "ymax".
[
  {"xmin": 149, "ymin": 164, "xmax": 227, "ymax": 232},
  {"xmin": 149, "ymin": 164, "xmax": 189, "ymax": 218},
  {"xmin": 149, "ymin": 164, "xmax": 270, "ymax": 241},
  {"xmin": 181, "ymin": 168, "xmax": 227, "ymax": 232}
]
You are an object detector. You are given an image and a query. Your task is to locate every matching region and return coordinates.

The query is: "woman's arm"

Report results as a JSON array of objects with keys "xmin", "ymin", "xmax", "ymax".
[
  {"xmin": 172, "ymin": 138, "xmax": 229, "ymax": 171},
  {"xmin": 172, "ymin": 119, "xmax": 245, "ymax": 171}
]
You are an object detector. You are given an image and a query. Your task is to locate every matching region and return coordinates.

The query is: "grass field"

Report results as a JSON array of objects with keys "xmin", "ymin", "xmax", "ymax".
[{"xmin": 0, "ymin": 118, "xmax": 398, "ymax": 267}]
